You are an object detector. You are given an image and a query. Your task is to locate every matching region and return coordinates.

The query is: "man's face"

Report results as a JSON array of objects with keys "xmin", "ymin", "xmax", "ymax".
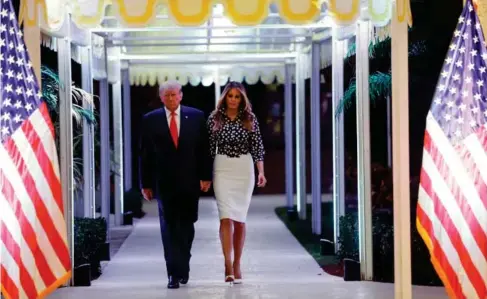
[{"xmin": 160, "ymin": 88, "xmax": 182, "ymax": 111}]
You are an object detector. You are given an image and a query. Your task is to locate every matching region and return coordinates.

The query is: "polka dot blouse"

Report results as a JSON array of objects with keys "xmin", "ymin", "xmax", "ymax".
[{"xmin": 207, "ymin": 109, "xmax": 265, "ymax": 162}]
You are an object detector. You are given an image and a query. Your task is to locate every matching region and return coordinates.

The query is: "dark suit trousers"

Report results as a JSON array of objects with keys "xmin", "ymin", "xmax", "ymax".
[{"xmin": 156, "ymin": 199, "xmax": 195, "ymax": 278}]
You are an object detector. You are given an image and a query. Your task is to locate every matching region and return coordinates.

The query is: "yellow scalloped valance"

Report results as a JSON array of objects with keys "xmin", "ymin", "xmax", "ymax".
[
  {"xmin": 21, "ymin": 0, "xmax": 322, "ymax": 28},
  {"xmin": 327, "ymin": 0, "xmax": 412, "ymax": 27},
  {"xmin": 20, "ymin": 0, "xmax": 65, "ymax": 30},
  {"xmin": 21, "ymin": 0, "xmax": 413, "ymax": 30}
]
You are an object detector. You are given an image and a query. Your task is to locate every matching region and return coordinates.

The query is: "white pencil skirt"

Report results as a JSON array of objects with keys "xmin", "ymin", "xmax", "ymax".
[{"xmin": 213, "ymin": 154, "xmax": 255, "ymax": 223}]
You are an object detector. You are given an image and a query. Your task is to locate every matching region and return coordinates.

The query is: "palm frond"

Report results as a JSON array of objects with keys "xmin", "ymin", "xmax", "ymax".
[
  {"xmin": 72, "ymin": 157, "xmax": 84, "ymax": 189},
  {"xmin": 369, "ymin": 72, "xmax": 392, "ymax": 102},
  {"xmin": 41, "ymin": 64, "xmax": 98, "ymax": 193},
  {"xmin": 335, "ymin": 71, "xmax": 392, "ymax": 116},
  {"xmin": 41, "ymin": 66, "xmax": 61, "ymax": 111},
  {"xmin": 41, "ymin": 65, "xmax": 96, "ymax": 126},
  {"xmin": 346, "ymin": 42, "xmax": 356, "ymax": 58},
  {"xmin": 345, "ymin": 27, "xmax": 426, "ymax": 60},
  {"xmin": 335, "ymin": 78, "xmax": 357, "ymax": 115}
]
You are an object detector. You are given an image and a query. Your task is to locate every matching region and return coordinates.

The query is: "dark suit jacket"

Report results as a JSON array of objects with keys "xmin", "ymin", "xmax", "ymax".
[{"xmin": 138, "ymin": 105, "xmax": 212, "ymax": 222}]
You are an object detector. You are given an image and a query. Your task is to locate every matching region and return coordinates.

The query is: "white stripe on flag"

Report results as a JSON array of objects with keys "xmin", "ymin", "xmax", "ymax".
[
  {"xmin": 418, "ymin": 186, "xmax": 478, "ymax": 299},
  {"xmin": 0, "ymin": 143, "xmax": 63, "ymax": 281},
  {"xmin": 12, "ymin": 123, "xmax": 67, "ymax": 250},
  {"xmin": 0, "ymin": 192, "xmax": 46, "ymax": 292},
  {"xmin": 422, "ymin": 150, "xmax": 487, "ymax": 283},
  {"xmin": 29, "ymin": 110, "xmax": 60, "ymax": 180},
  {"xmin": 0, "ymin": 239, "xmax": 28, "ymax": 299},
  {"xmin": 464, "ymin": 132, "xmax": 487, "ymax": 189},
  {"xmin": 427, "ymin": 117, "xmax": 487, "ymax": 235}
]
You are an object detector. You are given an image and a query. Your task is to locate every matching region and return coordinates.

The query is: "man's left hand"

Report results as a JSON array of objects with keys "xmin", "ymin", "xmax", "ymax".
[{"xmin": 200, "ymin": 181, "xmax": 211, "ymax": 192}]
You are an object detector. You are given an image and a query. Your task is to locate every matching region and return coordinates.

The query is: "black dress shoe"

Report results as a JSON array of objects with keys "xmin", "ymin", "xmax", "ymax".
[
  {"xmin": 167, "ymin": 276, "xmax": 180, "ymax": 289},
  {"xmin": 179, "ymin": 275, "xmax": 189, "ymax": 285}
]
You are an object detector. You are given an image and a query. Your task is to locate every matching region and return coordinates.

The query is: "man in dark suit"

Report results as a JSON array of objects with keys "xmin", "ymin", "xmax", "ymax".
[{"xmin": 138, "ymin": 80, "xmax": 212, "ymax": 289}]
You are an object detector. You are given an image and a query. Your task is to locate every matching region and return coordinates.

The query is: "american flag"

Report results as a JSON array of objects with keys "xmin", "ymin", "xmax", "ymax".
[
  {"xmin": 416, "ymin": 1, "xmax": 487, "ymax": 299},
  {"xmin": 0, "ymin": 0, "xmax": 71, "ymax": 298}
]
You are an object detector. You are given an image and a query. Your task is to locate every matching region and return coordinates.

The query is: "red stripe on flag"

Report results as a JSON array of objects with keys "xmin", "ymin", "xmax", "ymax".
[
  {"xmin": 1, "ymin": 265, "xmax": 20, "ymax": 299},
  {"xmin": 3, "ymin": 138, "xmax": 71, "ymax": 272},
  {"xmin": 0, "ymin": 222, "xmax": 38, "ymax": 299},
  {"xmin": 455, "ymin": 128, "xmax": 487, "ymax": 211},
  {"xmin": 22, "ymin": 119, "xmax": 63, "ymax": 213},
  {"xmin": 416, "ymin": 203, "xmax": 466, "ymax": 299},
  {"xmin": 0, "ymin": 170, "xmax": 57, "ymax": 287},
  {"xmin": 424, "ymin": 131, "xmax": 487, "ymax": 262},
  {"xmin": 420, "ymin": 168, "xmax": 486, "ymax": 298}
]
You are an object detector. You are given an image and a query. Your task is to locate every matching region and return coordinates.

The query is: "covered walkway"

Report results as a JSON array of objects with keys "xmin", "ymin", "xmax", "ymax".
[{"xmin": 49, "ymin": 196, "xmax": 446, "ymax": 299}]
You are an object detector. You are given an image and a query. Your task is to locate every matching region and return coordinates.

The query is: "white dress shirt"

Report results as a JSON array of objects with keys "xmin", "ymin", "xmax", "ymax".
[{"xmin": 164, "ymin": 105, "xmax": 180, "ymax": 136}]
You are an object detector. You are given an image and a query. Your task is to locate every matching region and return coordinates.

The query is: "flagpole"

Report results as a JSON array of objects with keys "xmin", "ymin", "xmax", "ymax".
[{"xmin": 391, "ymin": 1, "xmax": 412, "ymax": 298}]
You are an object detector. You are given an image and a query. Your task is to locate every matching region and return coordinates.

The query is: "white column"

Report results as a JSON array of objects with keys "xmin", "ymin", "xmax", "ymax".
[
  {"xmin": 112, "ymin": 81, "xmax": 124, "ymax": 226},
  {"xmin": 99, "ymin": 78, "xmax": 111, "ymax": 239},
  {"xmin": 355, "ymin": 20, "xmax": 374, "ymax": 280},
  {"xmin": 80, "ymin": 46, "xmax": 96, "ymax": 218},
  {"xmin": 310, "ymin": 43, "xmax": 322, "ymax": 235},
  {"xmin": 332, "ymin": 30, "xmax": 346, "ymax": 252},
  {"xmin": 214, "ymin": 68, "xmax": 221, "ymax": 107},
  {"xmin": 122, "ymin": 69, "xmax": 132, "ymax": 191},
  {"xmin": 295, "ymin": 54, "xmax": 307, "ymax": 220},
  {"xmin": 57, "ymin": 33, "xmax": 74, "ymax": 286},
  {"xmin": 392, "ymin": 3, "xmax": 412, "ymax": 298},
  {"xmin": 284, "ymin": 64, "xmax": 294, "ymax": 211}
]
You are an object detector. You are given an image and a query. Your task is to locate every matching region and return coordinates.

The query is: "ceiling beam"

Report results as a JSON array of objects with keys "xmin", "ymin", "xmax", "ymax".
[
  {"xmin": 91, "ymin": 23, "xmax": 330, "ymax": 33},
  {"xmin": 128, "ymin": 59, "xmax": 292, "ymax": 66},
  {"xmin": 118, "ymin": 41, "xmax": 309, "ymax": 47},
  {"xmin": 101, "ymin": 12, "xmax": 328, "ymax": 22},
  {"xmin": 108, "ymin": 33, "xmax": 311, "ymax": 42},
  {"xmin": 119, "ymin": 52, "xmax": 296, "ymax": 60}
]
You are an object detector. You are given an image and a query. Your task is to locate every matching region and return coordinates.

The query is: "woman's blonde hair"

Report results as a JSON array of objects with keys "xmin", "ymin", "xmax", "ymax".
[{"xmin": 211, "ymin": 81, "xmax": 254, "ymax": 131}]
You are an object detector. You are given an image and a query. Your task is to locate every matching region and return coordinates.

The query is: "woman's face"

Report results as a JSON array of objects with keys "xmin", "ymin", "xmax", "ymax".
[{"xmin": 225, "ymin": 88, "xmax": 242, "ymax": 110}]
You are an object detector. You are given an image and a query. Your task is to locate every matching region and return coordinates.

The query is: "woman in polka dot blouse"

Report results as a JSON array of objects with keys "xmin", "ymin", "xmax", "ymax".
[{"xmin": 207, "ymin": 81, "xmax": 266, "ymax": 285}]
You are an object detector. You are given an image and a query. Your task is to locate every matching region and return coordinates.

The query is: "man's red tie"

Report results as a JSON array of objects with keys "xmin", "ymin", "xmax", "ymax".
[{"xmin": 169, "ymin": 112, "xmax": 178, "ymax": 148}]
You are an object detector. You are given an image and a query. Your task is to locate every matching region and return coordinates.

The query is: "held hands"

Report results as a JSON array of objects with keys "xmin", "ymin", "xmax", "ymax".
[
  {"xmin": 200, "ymin": 180, "xmax": 212, "ymax": 192},
  {"xmin": 257, "ymin": 173, "xmax": 267, "ymax": 187},
  {"xmin": 142, "ymin": 188, "xmax": 153, "ymax": 201}
]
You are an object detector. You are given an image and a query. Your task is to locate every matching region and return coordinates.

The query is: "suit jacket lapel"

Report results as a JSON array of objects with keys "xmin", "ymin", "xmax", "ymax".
[{"xmin": 179, "ymin": 106, "xmax": 188, "ymax": 150}]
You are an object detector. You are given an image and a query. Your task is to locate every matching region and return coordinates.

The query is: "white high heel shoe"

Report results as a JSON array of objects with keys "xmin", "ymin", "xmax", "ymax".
[{"xmin": 225, "ymin": 275, "xmax": 235, "ymax": 286}]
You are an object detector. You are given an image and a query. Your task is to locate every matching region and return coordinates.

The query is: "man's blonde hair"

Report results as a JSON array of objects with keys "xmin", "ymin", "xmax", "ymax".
[{"xmin": 159, "ymin": 80, "xmax": 182, "ymax": 94}]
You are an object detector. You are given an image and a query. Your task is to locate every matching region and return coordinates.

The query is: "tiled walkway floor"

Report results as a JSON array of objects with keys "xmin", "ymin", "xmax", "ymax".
[{"xmin": 49, "ymin": 196, "xmax": 447, "ymax": 299}]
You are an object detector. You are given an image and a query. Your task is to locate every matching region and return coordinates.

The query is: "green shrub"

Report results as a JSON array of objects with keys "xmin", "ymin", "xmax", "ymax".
[
  {"xmin": 336, "ymin": 211, "xmax": 442, "ymax": 285},
  {"xmin": 336, "ymin": 213, "xmax": 359, "ymax": 261},
  {"xmin": 73, "ymin": 217, "xmax": 107, "ymax": 267}
]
